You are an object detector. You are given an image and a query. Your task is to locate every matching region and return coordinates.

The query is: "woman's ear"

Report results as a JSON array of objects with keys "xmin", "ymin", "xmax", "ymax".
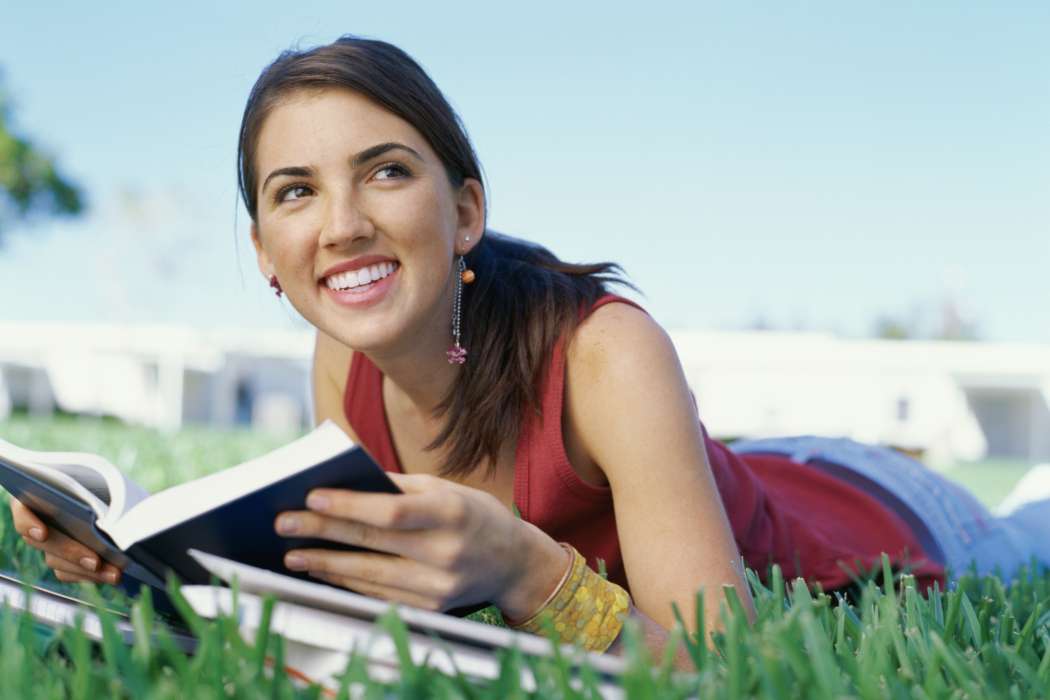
[
  {"xmin": 455, "ymin": 178, "xmax": 485, "ymax": 254},
  {"xmin": 250, "ymin": 223, "xmax": 276, "ymax": 280}
]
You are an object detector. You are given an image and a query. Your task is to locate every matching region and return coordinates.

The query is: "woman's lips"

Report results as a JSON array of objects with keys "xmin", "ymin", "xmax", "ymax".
[{"xmin": 321, "ymin": 265, "xmax": 399, "ymax": 308}]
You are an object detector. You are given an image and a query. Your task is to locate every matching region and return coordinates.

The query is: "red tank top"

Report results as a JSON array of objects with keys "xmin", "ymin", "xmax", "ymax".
[{"xmin": 343, "ymin": 296, "xmax": 945, "ymax": 593}]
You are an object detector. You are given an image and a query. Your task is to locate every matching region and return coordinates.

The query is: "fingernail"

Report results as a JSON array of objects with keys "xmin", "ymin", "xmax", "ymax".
[
  {"xmin": 306, "ymin": 492, "xmax": 329, "ymax": 511},
  {"xmin": 104, "ymin": 570, "xmax": 119, "ymax": 584},
  {"xmin": 285, "ymin": 553, "xmax": 307, "ymax": 571},
  {"xmin": 276, "ymin": 515, "xmax": 299, "ymax": 535},
  {"xmin": 28, "ymin": 528, "xmax": 44, "ymax": 542},
  {"xmin": 80, "ymin": 557, "xmax": 99, "ymax": 572}
]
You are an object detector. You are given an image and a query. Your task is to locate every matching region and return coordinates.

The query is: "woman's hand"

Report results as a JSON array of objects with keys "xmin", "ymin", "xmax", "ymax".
[
  {"xmin": 274, "ymin": 472, "xmax": 569, "ymax": 617},
  {"xmin": 9, "ymin": 498, "xmax": 123, "ymax": 585}
]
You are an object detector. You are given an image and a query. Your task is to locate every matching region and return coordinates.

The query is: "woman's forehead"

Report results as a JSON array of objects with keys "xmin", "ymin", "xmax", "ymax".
[{"xmin": 257, "ymin": 88, "xmax": 428, "ymax": 164}]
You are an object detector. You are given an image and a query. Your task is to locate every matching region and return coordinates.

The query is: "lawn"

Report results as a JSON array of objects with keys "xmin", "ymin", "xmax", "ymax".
[
  {"xmin": 1, "ymin": 415, "xmax": 1049, "ymax": 698},
  {"xmin": 938, "ymin": 459, "xmax": 1035, "ymax": 512}
]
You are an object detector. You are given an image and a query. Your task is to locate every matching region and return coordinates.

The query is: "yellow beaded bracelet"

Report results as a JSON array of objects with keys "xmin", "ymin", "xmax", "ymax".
[{"xmin": 506, "ymin": 543, "xmax": 631, "ymax": 653}]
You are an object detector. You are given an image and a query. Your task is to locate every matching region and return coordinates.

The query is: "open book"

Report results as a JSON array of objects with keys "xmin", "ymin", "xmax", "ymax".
[{"xmin": 0, "ymin": 421, "xmax": 400, "ymax": 599}]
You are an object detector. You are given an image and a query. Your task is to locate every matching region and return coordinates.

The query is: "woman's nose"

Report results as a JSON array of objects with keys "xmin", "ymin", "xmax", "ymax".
[{"xmin": 318, "ymin": 190, "xmax": 374, "ymax": 248}]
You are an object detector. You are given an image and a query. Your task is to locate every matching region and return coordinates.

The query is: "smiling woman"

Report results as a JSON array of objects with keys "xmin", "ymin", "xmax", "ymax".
[{"xmin": 11, "ymin": 35, "xmax": 1050, "ymax": 671}]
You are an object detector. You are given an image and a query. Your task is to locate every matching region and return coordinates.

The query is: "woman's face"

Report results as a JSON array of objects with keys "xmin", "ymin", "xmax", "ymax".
[{"xmin": 251, "ymin": 88, "xmax": 483, "ymax": 356}]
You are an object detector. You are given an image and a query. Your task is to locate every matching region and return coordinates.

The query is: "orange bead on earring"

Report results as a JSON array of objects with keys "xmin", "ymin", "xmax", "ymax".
[{"xmin": 460, "ymin": 237, "xmax": 475, "ymax": 284}]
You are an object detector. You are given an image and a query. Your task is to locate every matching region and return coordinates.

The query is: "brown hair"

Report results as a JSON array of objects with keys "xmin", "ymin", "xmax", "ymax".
[{"xmin": 238, "ymin": 36, "xmax": 630, "ymax": 478}]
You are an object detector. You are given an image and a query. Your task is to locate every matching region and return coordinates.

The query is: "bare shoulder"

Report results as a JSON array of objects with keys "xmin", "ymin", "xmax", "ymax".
[
  {"xmin": 565, "ymin": 301, "xmax": 678, "ymax": 381},
  {"xmin": 562, "ymin": 300, "xmax": 690, "ymax": 485},
  {"xmin": 312, "ymin": 329, "xmax": 358, "ymax": 440}
]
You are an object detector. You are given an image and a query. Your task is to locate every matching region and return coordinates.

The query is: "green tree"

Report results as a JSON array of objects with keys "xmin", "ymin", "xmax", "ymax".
[
  {"xmin": 872, "ymin": 295, "xmax": 981, "ymax": 342},
  {"xmin": 0, "ymin": 75, "xmax": 84, "ymax": 245},
  {"xmin": 873, "ymin": 314, "xmax": 913, "ymax": 340}
]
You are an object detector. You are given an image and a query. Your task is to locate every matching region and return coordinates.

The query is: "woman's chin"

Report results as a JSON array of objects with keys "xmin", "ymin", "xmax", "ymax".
[{"xmin": 315, "ymin": 304, "xmax": 410, "ymax": 357}]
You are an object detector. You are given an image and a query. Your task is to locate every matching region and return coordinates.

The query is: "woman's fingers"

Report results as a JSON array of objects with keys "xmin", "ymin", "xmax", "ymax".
[
  {"xmin": 312, "ymin": 571, "xmax": 446, "ymax": 612},
  {"xmin": 287, "ymin": 549, "xmax": 459, "ymax": 610},
  {"xmin": 10, "ymin": 498, "xmax": 48, "ymax": 543},
  {"xmin": 44, "ymin": 553, "xmax": 120, "ymax": 584},
  {"xmin": 275, "ymin": 508, "xmax": 454, "ymax": 566},
  {"xmin": 10, "ymin": 501, "xmax": 124, "ymax": 584},
  {"xmin": 33, "ymin": 531, "xmax": 122, "ymax": 583},
  {"xmin": 304, "ymin": 480, "xmax": 460, "ymax": 531},
  {"xmin": 19, "ymin": 525, "xmax": 102, "ymax": 570},
  {"xmin": 276, "ymin": 510, "xmax": 403, "ymax": 551}
]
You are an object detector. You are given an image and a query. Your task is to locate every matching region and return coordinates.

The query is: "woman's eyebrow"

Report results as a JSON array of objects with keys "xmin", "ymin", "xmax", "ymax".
[
  {"xmin": 261, "ymin": 166, "xmax": 314, "ymax": 194},
  {"xmin": 350, "ymin": 142, "xmax": 424, "ymax": 167},
  {"xmin": 260, "ymin": 143, "xmax": 422, "ymax": 194}
]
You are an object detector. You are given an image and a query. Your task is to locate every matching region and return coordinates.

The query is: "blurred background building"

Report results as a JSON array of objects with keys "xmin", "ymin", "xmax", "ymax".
[
  {"xmin": 2, "ymin": 323, "xmax": 1048, "ymax": 468},
  {"xmin": 0, "ymin": 324, "xmax": 312, "ymax": 435}
]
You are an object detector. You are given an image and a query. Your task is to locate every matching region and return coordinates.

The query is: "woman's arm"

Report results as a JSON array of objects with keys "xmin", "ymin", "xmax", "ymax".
[{"xmin": 563, "ymin": 302, "xmax": 755, "ymax": 664}]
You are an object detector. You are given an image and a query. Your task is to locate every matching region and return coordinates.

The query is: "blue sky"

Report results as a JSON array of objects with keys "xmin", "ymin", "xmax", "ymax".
[{"xmin": 2, "ymin": 1, "xmax": 1048, "ymax": 340}]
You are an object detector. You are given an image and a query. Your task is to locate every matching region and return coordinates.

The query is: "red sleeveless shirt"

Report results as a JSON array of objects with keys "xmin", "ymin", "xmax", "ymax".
[{"xmin": 343, "ymin": 296, "xmax": 945, "ymax": 593}]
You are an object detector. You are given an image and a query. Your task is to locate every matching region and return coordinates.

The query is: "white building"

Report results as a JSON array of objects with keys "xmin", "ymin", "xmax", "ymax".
[
  {"xmin": 0, "ymin": 322, "xmax": 313, "ymax": 434},
  {"xmin": 674, "ymin": 331, "xmax": 1050, "ymax": 466},
  {"xmin": 1, "ymin": 323, "xmax": 1048, "ymax": 466}
]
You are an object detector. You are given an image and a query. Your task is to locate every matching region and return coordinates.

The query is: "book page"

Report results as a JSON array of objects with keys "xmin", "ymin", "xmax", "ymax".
[
  {"xmin": 0, "ymin": 438, "xmax": 117, "ymax": 519},
  {"xmin": 106, "ymin": 421, "xmax": 353, "ymax": 550},
  {"xmin": 0, "ymin": 438, "xmax": 149, "ymax": 521}
]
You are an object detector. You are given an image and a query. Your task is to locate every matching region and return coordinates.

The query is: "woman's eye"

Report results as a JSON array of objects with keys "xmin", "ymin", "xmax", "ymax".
[
  {"xmin": 373, "ymin": 163, "xmax": 410, "ymax": 181},
  {"xmin": 277, "ymin": 184, "xmax": 313, "ymax": 203}
]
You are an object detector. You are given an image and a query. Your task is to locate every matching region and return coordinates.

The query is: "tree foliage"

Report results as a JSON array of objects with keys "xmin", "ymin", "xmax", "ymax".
[
  {"xmin": 873, "ymin": 296, "xmax": 981, "ymax": 342},
  {"xmin": 0, "ymin": 75, "xmax": 84, "ymax": 245}
]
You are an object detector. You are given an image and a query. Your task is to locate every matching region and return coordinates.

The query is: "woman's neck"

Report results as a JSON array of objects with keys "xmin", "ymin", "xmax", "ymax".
[
  {"xmin": 376, "ymin": 350, "xmax": 459, "ymax": 421},
  {"xmin": 365, "ymin": 295, "xmax": 461, "ymax": 420}
]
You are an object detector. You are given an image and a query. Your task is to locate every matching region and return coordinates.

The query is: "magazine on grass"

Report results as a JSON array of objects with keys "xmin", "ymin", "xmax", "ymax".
[
  {"xmin": 0, "ymin": 421, "xmax": 401, "ymax": 597},
  {"xmin": 0, "ymin": 569, "xmax": 199, "ymax": 653},
  {"xmin": 182, "ymin": 550, "xmax": 627, "ymax": 684}
]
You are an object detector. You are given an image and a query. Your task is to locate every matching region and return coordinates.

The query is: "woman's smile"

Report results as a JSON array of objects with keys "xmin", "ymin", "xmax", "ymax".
[{"xmin": 321, "ymin": 260, "xmax": 401, "ymax": 308}]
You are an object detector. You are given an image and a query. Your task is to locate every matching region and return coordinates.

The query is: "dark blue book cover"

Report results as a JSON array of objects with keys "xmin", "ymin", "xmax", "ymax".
[{"xmin": 127, "ymin": 446, "xmax": 401, "ymax": 585}]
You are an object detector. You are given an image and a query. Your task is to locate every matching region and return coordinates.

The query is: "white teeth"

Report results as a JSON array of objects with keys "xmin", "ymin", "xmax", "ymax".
[{"xmin": 325, "ymin": 262, "xmax": 398, "ymax": 291}]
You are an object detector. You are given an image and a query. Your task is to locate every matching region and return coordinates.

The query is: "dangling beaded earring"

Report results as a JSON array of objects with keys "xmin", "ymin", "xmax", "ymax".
[
  {"xmin": 269, "ymin": 274, "xmax": 283, "ymax": 298},
  {"xmin": 446, "ymin": 256, "xmax": 473, "ymax": 364},
  {"xmin": 461, "ymin": 237, "xmax": 476, "ymax": 284}
]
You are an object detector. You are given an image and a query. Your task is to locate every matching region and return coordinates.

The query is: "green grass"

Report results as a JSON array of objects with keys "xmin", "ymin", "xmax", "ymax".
[
  {"xmin": 939, "ymin": 459, "xmax": 1035, "ymax": 511},
  {"xmin": 2, "ymin": 415, "xmax": 1050, "ymax": 698}
]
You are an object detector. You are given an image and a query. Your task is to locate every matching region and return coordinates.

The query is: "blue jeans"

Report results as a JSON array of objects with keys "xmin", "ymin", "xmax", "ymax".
[{"xmin": 729, "ymin": 436, "xmax": 1050, "ymax": 584}]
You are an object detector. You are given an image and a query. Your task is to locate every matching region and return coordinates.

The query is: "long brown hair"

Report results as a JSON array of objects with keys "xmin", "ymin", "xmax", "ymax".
[{"xmin": 238, "ymin": 36, "xmax": 630, "ymax": 478}]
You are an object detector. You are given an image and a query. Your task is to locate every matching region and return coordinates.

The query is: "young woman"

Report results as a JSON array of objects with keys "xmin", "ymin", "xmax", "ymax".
[{"xmin": 11, "ymin": 36, "xmax": 1050, "ymax": 669}]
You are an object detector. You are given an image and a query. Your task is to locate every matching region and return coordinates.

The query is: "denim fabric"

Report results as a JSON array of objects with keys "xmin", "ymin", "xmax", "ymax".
[{"xmin": 728, "ymin": 436, "xmax": 1046, "ymax": 584}]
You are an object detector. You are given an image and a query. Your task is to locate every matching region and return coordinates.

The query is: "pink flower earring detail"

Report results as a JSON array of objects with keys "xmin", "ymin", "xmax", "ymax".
[
  {"xmin": 446, "ymin": 256, "xmax": 474, "ymax": 364},
  {"xmin": 269, "ymin": 275, "xmax": 283, "ymax": 298}
]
